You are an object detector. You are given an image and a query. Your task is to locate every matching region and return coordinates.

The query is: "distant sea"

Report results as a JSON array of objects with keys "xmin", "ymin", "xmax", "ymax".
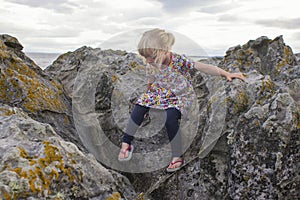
[
  {"xmin": 25, "ymin": 53, "xmax": 221, "ymax": 70},
  {"xmin": 26, "ymin": 52, "xmax": 60, "ymax": 70}
]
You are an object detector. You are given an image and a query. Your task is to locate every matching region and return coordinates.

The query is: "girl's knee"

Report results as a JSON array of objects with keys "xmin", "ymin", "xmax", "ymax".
[{"xmin": 166, "ymin": 108, "xmax": 181, "ymax": 121}]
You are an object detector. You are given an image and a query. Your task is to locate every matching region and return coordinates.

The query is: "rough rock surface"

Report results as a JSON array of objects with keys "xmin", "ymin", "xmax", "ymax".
[
  {"xmin": 0, "ymin": 35, "xmax": 83, "ymax": 150},
  {"xmin": 1, "ymin": 33, "xmax": 299, "ymax": 200},
  {"xmin": 0, "ymin": 105, "xmax": 136, "ymax": 199},
  {"xmin": 45, "ymin": 35, "xmax": 299, "ymax": 200},
  {"xmin": 0, "ymin": 35, "xmax": 136, "ymax": 200},
  {"xmin": 219, "ymin": 36, "xmax": 300, "ymax": 199}
]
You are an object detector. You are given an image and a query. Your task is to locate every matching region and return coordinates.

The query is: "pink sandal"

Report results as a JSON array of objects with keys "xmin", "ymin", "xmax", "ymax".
[
  {"xmin": 118, "ymin": 145, "xmax": 134, "ymax": 161},
  {"xmin": 166, "ymin": 158, "xmax": 184, "ymax": 172}
]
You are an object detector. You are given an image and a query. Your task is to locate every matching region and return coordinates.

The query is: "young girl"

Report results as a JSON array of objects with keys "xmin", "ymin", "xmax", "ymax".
[{"xmin": 118, "ymin": 28, "xmax": 245, "ymax": 172}]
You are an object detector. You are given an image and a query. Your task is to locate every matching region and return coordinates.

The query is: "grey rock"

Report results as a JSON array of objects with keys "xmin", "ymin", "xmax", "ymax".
[
  {"xmin": 0, "ymin": 35, "xmax": 84, "ymax": 151},
  {"xmin": 46, "ymin": 35, "xmax": 299, "ymax": 200},
  {"xmin": 1, "ymin": 33, "xmax": 299, "ymax": 200},
  {"xmin": 0, "ymin": 34, "xmax": 23, "ymax": 50},
  {"xmin": 0, "ymin": 104, "xmax": 136, "ymax": 199}
]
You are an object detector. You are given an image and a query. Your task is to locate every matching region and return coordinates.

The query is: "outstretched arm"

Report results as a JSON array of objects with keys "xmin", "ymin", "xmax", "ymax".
[{"xmin": 194, "ymin": 61, "xmax": 245, "ymax": 81}]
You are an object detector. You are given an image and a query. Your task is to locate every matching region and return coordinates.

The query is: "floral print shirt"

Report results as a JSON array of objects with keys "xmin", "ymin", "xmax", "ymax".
[{"xmin": 136, "ymin": 52, "xmax": 195, "ymax": 115}]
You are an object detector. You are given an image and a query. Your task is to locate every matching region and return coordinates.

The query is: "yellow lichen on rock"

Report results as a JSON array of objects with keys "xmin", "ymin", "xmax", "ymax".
[
  {"xmin": 3, "ymin": 141, "xmax": 83, "ymax": 199},
  {"xmin": 0, "ymin": 107, "xmax": 16, "ymax": 116},
  {"xmin": 0, "ymin": 58, "xmax": 66, "ymax": 112},
  {"xmin": 106, "ymin": 192, "xmax": 121, "ymax": 200},
  {"xmin": 0, "ymin": 46, "xmax": 68, "ymax": 114},
  {"xmin": 230, "ymin": 91, "xmax": 249, "ymax": 114}
]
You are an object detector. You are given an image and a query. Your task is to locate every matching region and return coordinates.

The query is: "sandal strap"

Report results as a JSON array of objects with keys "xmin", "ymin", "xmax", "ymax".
[
  {"xmin": 170, "ymin": 159, "xmax": 184, "ymax": 165},
  {"xmin": 120, "ymin": 145, "xmax": 131, "ymax": 155}
]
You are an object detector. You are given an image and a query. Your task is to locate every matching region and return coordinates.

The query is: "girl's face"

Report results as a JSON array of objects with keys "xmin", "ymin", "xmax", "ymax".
[
  {"xmin": 141, "ymin": 48, "xmax": 169, "ymax": 68},
  {"xmin": 145, "ymin": 54, "xmax": 157, "ymax": 64},
  {"xmin": 142, "ymin": 49, "xmax": 157, "ymax": 64}
]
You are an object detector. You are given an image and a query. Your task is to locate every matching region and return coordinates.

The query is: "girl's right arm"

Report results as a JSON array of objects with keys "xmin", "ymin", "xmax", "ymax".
[{"xmin": 194, "ymin": 61, "xmax": 245, "ymax": 81}]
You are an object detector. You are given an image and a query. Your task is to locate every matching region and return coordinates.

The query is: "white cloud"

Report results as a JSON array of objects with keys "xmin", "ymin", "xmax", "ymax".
[
  {"xmin": 218, "ymin": 14, "xmax": 241, "ymax": 22},
  {"xmin": 256, "ymin": 18, "xmax": 300, "ymax": 30},
  {"xmin": 151, "ymin": 0, "xmax": 223, "ymax": 13},
  {"xmin": 7, "ymin": 0, "xmax": 79, "ymax": 13},
  {"xmin": 292, "ymin": 32, "xmax": 300, "ymax": 40},
  {"xmin": 1, "ymin": 0, "xmax": 300, "ymax": 54},
  {"xmin": 198, "ymin": 1, "xmax": 241, "ymax": 14}
]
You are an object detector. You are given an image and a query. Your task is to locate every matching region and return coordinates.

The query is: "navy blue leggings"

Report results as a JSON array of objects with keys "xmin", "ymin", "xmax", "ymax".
[{"xmin": 122, "ymin": 104, "xmax": 182, "ymax": 157}]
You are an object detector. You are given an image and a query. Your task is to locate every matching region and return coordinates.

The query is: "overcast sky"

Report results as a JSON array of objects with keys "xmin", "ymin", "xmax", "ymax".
[{"xmin": 1, "ymin": 0, "xmax": 299, "ymax": 56}]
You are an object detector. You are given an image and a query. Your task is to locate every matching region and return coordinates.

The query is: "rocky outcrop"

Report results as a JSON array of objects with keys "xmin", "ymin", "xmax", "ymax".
[
  {"xmin": 0, "ymin": 35, "xmax": 136, "ymax": 200},
  {"xmin": 295, "ymin": 53, "xmax": 300, "ymax": 65},
  {"xmin": 0, "ymin": 35, "xmax": 83, "ymax": 150},
  {"xmin": 1, "ymin": 33, "xmax": 299, "ymax": 200},
  {"xmin": 45, "ymin": 35, "xmax": 299, "ymax": 199},
  {"xmin": 218, "ymin": 35, "xmax": 300, "ymax": 199},
  {"xmin": 0, "ymin": 105, "xmax": 136, "ymax": 199},
  {"xmin": 132, "ymin": 36, "xmax": 299, "ymax": 199}
]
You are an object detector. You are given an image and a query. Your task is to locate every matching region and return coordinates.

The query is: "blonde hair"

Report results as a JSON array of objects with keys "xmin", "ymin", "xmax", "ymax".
[{"xmin": 137, "ymin": 28, "xmax": 175, "ymax": 65}]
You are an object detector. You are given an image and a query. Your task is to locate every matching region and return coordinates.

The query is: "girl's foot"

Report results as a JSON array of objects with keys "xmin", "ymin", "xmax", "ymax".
[
  {"xmin": 118, "ymin": 142, "xmax": 134, "ymax": 161},
  {"xmin": 166, "ymin": 157, "xmax": 184, "ymax": 172}
]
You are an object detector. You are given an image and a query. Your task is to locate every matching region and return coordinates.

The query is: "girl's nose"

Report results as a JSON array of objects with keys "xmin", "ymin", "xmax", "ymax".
[{"xmin": 146, "ymin": 57, "xmax": 154, "ymax": 63}]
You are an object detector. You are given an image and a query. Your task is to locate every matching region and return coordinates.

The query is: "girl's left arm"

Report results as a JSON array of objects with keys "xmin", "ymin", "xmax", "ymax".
[{"xmin": 194, "ymin": 61, "xmax": 245, "ymax": 81}]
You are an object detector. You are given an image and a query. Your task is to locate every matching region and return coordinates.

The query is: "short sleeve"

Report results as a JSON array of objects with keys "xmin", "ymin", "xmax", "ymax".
[
  {"xmin": 182, "ymin": 54, "xmax": 195, "ymax": 70},
  {"xmin": 172, "ymin": 53, "xmax": 195, "ymax": 73}
]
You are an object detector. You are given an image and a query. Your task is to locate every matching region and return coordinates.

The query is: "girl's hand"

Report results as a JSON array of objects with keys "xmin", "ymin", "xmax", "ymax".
[{"xmin": 225, "ymin": 72, "xmax": 245, "ymax": 82}]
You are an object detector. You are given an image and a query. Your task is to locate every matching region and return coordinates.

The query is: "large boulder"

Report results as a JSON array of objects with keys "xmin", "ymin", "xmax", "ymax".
[
  {"xmin": 0, "ymin": 104, "xmax": 136, "ymax": 199},
  {"xmin": 0, "ymin": 35, "xmax": 137, "ymax": 200},
  {"xmin": 1, "ymin": 33, "xmax": 299, "ymax": 199},
  {"xmin": 0, "ymin": 35, "xmax": 83, "ymax": 150},
  {"xmin": 46, "ymin": 35, "xmax": 299, "ymax": 199}
]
